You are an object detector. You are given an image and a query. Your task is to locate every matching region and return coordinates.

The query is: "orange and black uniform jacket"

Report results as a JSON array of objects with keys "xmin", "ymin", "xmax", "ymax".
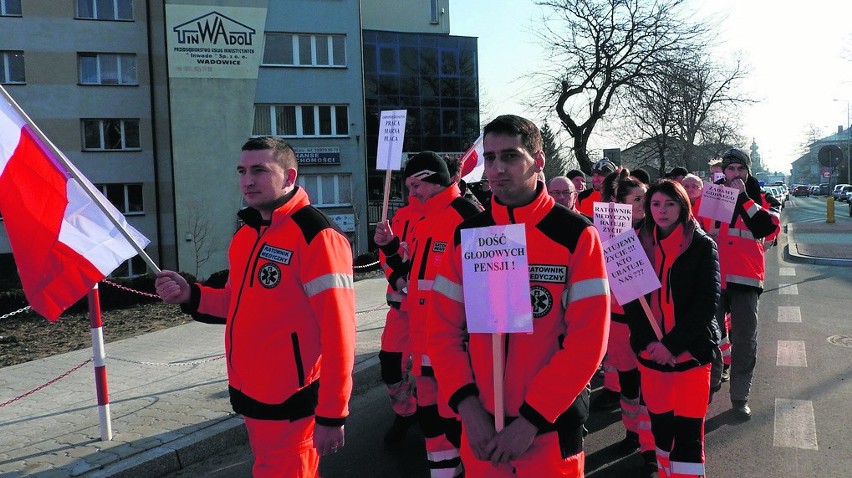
[
  {"xmin": 700, "ymin": 176, "xmax": 779, "ymax": 292},
  {"xmin": 575, "ymin": 187, "xmax": 601, "ymax": 218},
  {"xmin": 379, "ymin": 199, "xmax": 424, "ymax": 309},
  {"xmin": 182, "ymin": 187, "xmax": 356, "ymax": 426},
  {"xmin": 427, "ymin": 184, "xmax": 610, "ymax": 453}
]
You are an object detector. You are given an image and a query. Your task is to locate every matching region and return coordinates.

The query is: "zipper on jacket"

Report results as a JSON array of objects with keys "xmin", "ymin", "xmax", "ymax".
[
  {"xmin": 248, "ymin": 239, "xmax": 268, "ymax": 288},
  {"xmin": 417, "ymin": 237, "xmax": 433, "ymax": 280},
  {"xmin": 228, "ymin": 230, "xmax": 267, "ymax": 368},
  {"xmin": 291, "ymin": 332, "xmax": 306, "ymax": 387}
]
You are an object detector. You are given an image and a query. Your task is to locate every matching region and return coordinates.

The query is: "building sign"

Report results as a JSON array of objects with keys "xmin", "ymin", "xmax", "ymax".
[
  {"xmin": 328, "ymin": 214, "xmax": 356, "ymax": 232},
  {"xmin": 165, "ymin": 5, "xmax": 267, "ymax": 79},
  {"xmin": 295, "ymin": 147, "xmax": 341, "ymax": 165}
]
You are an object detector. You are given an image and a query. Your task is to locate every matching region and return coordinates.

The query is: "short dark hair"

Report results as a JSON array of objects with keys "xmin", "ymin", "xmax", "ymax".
[
  {"xmin": 644, "ymin": 179, "xmax": 693, "ymax": 225},
  {"xmin": 566, "ymin": 169, "xmax": 586, "ymax": 180},
  {"xmin": 242, "ymin": 136, "xmax": 297, "ymax": 170},
  {"xmin": 444, "ymin": 154, "xmax": 462, "ymax": 177},
  {"xmin": 631, "ymin": 168, "xmax": 651, "ymax": 185},
  {"xmin": 483, "ymin": 115, "xmax": 542, "ymax": 155},
  {"xmin": 667, "ymin": 166, "xmax": 689, "ymax": 178}
]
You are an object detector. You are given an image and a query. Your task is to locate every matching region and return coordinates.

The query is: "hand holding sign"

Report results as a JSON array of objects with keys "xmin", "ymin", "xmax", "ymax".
[{"xmin": 697, "ymin": 183, "xmax": 739, "ymax": 223}]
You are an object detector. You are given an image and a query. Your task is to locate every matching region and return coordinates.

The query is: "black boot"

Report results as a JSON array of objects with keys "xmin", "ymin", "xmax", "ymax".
[
  {"xmin": 615, "ymin": 430, "xmax": 639, "ymax": 455},
  {"xmin": 384, "ymin": 413, "xmax": 418, "ymax": 446}
]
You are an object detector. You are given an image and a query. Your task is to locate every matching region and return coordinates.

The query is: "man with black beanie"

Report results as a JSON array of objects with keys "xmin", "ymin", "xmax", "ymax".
[
  {"xmin": 699, "ymin": 147, "xmax": 780, "ymax": 421},
  {"xmin": 374, "ymin": 151, "xmax": 481, "ymax": 477}
]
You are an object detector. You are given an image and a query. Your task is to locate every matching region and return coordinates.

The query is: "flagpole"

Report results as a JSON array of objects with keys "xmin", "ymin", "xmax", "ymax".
[{"xmin": 0, "ymin": 86, "xmax": 160, "ymax": 274}]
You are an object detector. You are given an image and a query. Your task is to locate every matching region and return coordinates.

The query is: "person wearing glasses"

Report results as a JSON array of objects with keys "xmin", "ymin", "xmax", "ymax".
[{"xmin": 547, "ymin": 175, "xmax": 578, "ymax": 211}]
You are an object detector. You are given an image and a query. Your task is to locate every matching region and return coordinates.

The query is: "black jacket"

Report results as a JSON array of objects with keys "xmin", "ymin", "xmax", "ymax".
[{"xmin": 623, "ymin": 219, "xmax": 721, "ymax": 370}]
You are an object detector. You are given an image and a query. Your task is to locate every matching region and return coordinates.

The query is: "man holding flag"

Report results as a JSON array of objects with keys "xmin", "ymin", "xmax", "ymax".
[
  {"xmin": 155, "ymin": 136, "xmax": 355, "ymax": 478},
  {"xmin": 427, "ymin": 115, "xmax": 610, "ymax": 477}
]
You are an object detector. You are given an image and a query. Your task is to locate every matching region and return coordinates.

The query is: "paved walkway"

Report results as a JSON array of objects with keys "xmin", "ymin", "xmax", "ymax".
[
  {"xmin": 0, "ymin": 215, "xmax": 849, "ymax": 477},
  {"xmin": 0, "ymin": 277, "xmax": 389, "ymax": 478}
]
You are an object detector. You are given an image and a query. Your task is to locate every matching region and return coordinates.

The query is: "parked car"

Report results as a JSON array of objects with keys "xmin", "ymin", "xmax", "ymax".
[
  {"xmin": 792, "ymin": 185, "xmax": 811, "ymax": 197},
  {"xmin": 833, "ymin": 184, "xmax": 851, "ymax": 200},
  {"xmin": 819, "ymin": 184, "xmax": 830, "ymax": 196},
  {"xmin": 763, "ymin": 186, "xmax": 784, "ymax": 209},
  {"xmin": 840, "ymin": 185, "xmax": 852, "ymax": 202},
  {"xmin": 810, "ymin": 185, "xmax": 821, "ymax": 196}
]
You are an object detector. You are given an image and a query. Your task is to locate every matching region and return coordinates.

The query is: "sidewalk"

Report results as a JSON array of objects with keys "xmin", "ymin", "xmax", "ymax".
[
  {"xmin": 0, "ymin": 277, "xmax": 390, "ymax": 478},
  {"xmin": 785, "ymin": 219, "xmax": 852, "ymax": 265}
]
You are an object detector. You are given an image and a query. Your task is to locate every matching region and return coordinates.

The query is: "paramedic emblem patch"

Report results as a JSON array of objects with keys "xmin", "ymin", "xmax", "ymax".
[
  {"xmin": 258, "ymin": 263, "xmax": 281, "ymax": 288},
  {"xmin": 530, "ymin": 285, "xmax": 553, "ymax": 318}
]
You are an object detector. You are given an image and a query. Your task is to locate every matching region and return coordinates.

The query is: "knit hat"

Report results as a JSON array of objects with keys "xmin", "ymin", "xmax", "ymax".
[
  {"xmin": 719, "ymin": 148, "xmax": 751, "ymax": 171},
  {"xmin": 404, "ymin": 151, "xmax": 452, "ymax": 186},
  {"xmin": 593, "ymin": 159, "xmax": 616, "ymax": 174}
]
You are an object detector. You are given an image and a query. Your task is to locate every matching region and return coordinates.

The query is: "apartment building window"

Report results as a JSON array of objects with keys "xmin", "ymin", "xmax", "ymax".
[
  {"xmin": 298, "ymin": 174, "xmax": 352, "ymax": 207},
  {"xmin": 78, "ymin": 53, "xmax": 137, "ymax": 85},
  {"xmin": 253, "ymin": 105, "xmax": 349, "ymax": 137},
  {"xmin": 76, "ymin": 0, "xmax": 133, "ymax": 20},
  {"xmin": 83, "ymin": 119, "xmax": 141, "ymax": 150},
  {"xmin": 1, "ymin": 51, "xmax": 24, "ymax": 84},
  {"xmin": 0, "ymin": 0, "xmax": 22, "ymax": 16},
  {"xmin": 262, "ymin": 33, "xmax": 345, "ymax": 67},
  {"xmin": 430, "ymin": 0, "xmax": 440, "ymax": 24},
  {"xmin": 96, "ymin": 183, "xmax": 144, "ymax": 215},
  {"xmin": 112, "ymin": 255, "xmax": 147, "ymax": 277}
]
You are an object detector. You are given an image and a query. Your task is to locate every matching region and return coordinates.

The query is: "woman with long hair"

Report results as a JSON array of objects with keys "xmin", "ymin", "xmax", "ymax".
[{"xmin": 624, "ymin": 180, "xmax": 721, "ymax": 478}]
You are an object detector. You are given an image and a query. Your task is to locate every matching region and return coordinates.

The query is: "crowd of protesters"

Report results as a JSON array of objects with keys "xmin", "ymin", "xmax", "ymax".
[{"xmin": 155, "ymin": 115, "xmax": 780, "ymax": 478}]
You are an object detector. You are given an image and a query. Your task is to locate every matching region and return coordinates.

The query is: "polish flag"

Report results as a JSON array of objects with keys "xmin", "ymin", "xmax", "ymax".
[
  {"xmin": 460, "ymin": 134, "xmax": 485, "ymax": 183},
  {"xmin": 0, "ymin": 91, "xmax": 150, "ymax": 321}
]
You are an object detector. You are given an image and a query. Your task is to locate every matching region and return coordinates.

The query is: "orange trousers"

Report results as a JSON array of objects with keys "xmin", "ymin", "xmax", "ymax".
[{"xmin": 243, "ymin": 416, "xmax": 318, "ymax": 478}]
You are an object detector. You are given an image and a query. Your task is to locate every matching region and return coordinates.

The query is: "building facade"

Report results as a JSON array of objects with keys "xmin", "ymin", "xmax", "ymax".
[{"xmin": 0, "ymin": 0, "xmax": 479, "ymax": 286}]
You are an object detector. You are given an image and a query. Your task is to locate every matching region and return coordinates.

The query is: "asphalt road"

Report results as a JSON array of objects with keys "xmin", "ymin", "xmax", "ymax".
[{"xmin": 164, "ymin": 196, "xmax": 852, "ymax": 477}]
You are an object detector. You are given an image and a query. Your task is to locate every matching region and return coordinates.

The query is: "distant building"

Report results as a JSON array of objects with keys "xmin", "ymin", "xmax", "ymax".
[{"xmin": 791, "ymin": 125, "xmax": 851, "ymax": 187}]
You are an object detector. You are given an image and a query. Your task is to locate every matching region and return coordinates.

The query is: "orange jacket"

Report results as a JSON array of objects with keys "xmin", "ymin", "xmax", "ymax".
[
  {"xmin": 379, "ymin": 199, "xmax": 424, "ymax": 310},
  {"xmin": 186, "ymin": 187, "xmax": 355, "ymax": 425},
  {"xmin": 406, "ymin": 184, "xmax": 481, "ymax": 360},
  {"xmin": 427, "ymin": 184, "xmax": 610, "ymax": 428},
  {"xmin": 575, "ymin": 188, "xmax": 601, "ymax": 218},
  {"xmin": 700, "ymin": 178, "xmax": 779, "ymax": 291}
]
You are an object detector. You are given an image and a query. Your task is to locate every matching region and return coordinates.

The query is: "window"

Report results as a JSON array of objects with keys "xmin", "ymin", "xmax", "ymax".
[
  {"xmin": 253, "ymin": 105, "xmax": 349, "ymax": 137},
  {"xmin": 95, "ymin": 183, "xmax": 144, "ymax": 215},
  {"xmin": 1, "ymin": 51, "xmax": 24, "ymax": 84},
  {"xmin": 430, "ymin": 0, "xmax": 440, "ymax": 24},
  {"xmin": 0, "ymin": 0, "xmax": 21, "ymax": 16},
  {"xmin": 78, "ymin": 53, "xmax": 137, "ymax": 85},
  {"xmin": 298, "ymin": 174, "xmax": 352, "ymax": 207},
  {"xmin": 111, "ymin": 255, "xmax": 147, "ymax": 278},
  {"xmin": 262, "ymin": 33, "xmax": 345, "ymax": 67},
  {"xmin": 76, "ymin": 0, "xmax": 133, "ymax": 20},
  {"xmin": 82, "ymin": 119, "xmax": 141, "ymax": 150}
]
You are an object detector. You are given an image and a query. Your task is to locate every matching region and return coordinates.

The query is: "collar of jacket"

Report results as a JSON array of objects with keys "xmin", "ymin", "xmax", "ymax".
[
  {"xmin": 237, "ymin": 186, "xmax": 308, "ymax": 229},
  {"xmin": 638, "ymin": 217, "xmax": 698, "ymax": 260},
  {"xmin": 422, "ymin": 182, "xmax": 461, "ymax": 212},
  {"xmin": 491, "ymin": 181, "xmax": 554, "ymax": 225}
]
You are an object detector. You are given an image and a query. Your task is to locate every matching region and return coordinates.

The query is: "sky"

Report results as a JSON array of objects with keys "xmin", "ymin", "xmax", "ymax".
[{"xmin": 450, "ymin": 0, "xmax": 852, "ymax": 174}]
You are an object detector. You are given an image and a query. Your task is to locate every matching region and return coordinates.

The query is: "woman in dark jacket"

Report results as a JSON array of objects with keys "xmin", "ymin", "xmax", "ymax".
[{"xmin": 624, "ymin": 180, "xmax": 721, "ymax": 478}]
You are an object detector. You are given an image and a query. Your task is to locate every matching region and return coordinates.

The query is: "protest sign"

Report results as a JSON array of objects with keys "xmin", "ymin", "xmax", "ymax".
[
  {"xmin": 461, "ymin": 224, "xmax": 532, "ymax": 334},
  {"xmin": 697, "ymin": 183, "xmax": 738, "ymax": 223},
  {"xmin": 375, "ymin": 110, "xmax": 406, "ymax": 222},
  {"xmin": 594, "ymin": 202, "xmax": 633, "ymax": 242},
  {"xmin": 602, "ymin": 229, "xmax": 660, "ymax": 306}
]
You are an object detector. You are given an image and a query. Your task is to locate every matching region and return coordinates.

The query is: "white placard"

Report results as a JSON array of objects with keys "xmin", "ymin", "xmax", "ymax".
[
  {"xmin": 461, "ymin": 224, "xmax": 533, "ymax": 334},
  {"xmin": 603, "ymin": 230, "xmax": 661, "ymax": 306},
  {"xmin": 593, "ymin": 202, "xmax": 633, "ymax": 242},
  {"xmin": 376, "ymin": 110, "xmax": 407, "ymax": 170},
  {"xmin": 697, "ymin": 183, "xmax": 738, "ymax": 223}
]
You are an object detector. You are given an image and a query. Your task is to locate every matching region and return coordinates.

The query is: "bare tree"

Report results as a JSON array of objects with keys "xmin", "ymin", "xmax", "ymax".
[
  {"xmin": 184, "ymin": 202, "xmax": 212, "ymax": 278},
  {"xmin": 534, "ymin": 0, "xmax": 707, "ymax": 174},
  {"xmin": 542, "ymin": 121, "xmax": 569, "ymax": 180}
]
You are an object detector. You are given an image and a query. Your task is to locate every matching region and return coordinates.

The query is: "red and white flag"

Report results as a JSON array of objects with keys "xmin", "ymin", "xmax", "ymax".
[
  {"xmin": 460, "ymin": 134, "xmax": 485, "ymax": 183},
  {"xmin": 0, "ymin": 91, "xmax": 150, "ymax": 321}
]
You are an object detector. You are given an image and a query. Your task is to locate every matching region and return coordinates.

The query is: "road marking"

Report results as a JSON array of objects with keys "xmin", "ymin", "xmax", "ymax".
[
  {"xmin": 777, "ymin": 340, "xmax": 807, "ymax": 367},
  {"xmin": 779, "ymin": 267, "xmax": 796, "ymax": 276},
  {"xmin": 774, "ymin": 399, "xmax": 818, "ymax": 450},
  {"xmin": 778, "ymin": 283, "xmax": 798, "ymax": 295},
  {"xmin": 777, "ymin": 306, "xmax": 802, "ymax": 323}
]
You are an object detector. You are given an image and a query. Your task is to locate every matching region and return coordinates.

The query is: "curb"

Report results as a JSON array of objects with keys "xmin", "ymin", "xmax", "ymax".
[
  {"xmin": 784, "ymin": 224, "xmax": 852, "ymax": 266},
  {"xmin": 83, "ymin": 358, "xmax": 383, "ymax": 478}
]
